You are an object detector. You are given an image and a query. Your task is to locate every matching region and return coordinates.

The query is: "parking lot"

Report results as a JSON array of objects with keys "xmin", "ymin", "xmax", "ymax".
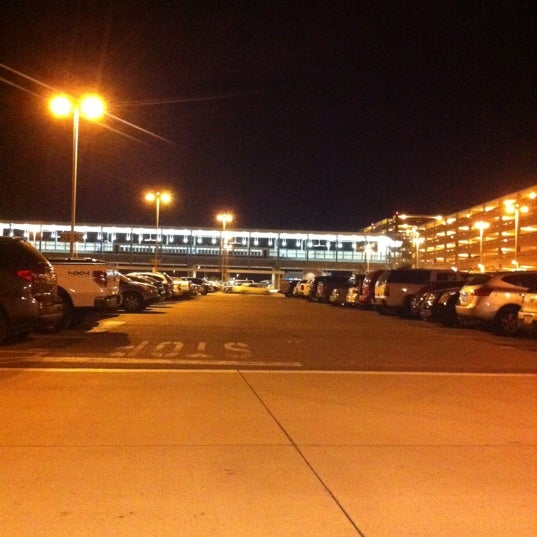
[
  {"xmin": 2, "ymin": 291, "xmax": 536, "ymax": 537},
  {"xmin": 1, "ymin": 291, "xmax": 536, "ymax": 373}
]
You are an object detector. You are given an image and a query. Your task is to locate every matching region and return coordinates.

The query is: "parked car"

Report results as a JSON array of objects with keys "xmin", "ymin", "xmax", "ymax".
[
  {"xmin": 456, "ymin": 271, "xmax": 537, "ymax": 336},
  {"xmin": 518, "ymin": 288, "xmax": 537, "ymax": 337},
  {"xmin": 329, "ymin": 283, "xmax": 353, "ymax": 306},
  {"xmin": 408, "ymin": 276, "xmax": 469, "ymax": 319},
  {"xmin": 293, "ymin": 279, "xmax": 312, "ymax": 298},
  {"xmin": 419, "ymin": 286, "xmax": 462, "ymax": 325},
  {"xmin": 118, "ymin": 274, "xmax": 159, "ymax": 312},
  {"xmin": 357, "ymin": 270, "xmax": 384, "ymax": 308},
  {"xmin": 223, "ymin": 280, "xmax": 255, "ymax": 293},
  {"xmin": 0, "ymin": 237, "xmax": 63, "ymax": 342},
  {"xmin": 127, "ymin": 272, "xmax": 173, "ymax": 299},
  {"xmin": 183, "ymin": 277, "xmax": 213, "ymax": 295},
  {"xmin": 372, "ymin": 269, "xmax": 468, "ymax": 317},
  {"xmin": 48, "ymin": 258, "xmax": 121, "ymax": 329},
  {"xmin": 309, "ymin": 275, "xmax": 354, "ymax": 303},
  {"xmin": 126, "ymin": 273, "xmax": 165, "ymax": 298},
  {"xmin": 171, "ymin": 277, "xmax": 197, "ymax": 298},
  {"xmin": 343, "ymin": 285, "xmax": 360, "ymax": 307},
  {"xmin": 226, "ymin": 282, "xmax": 270, "ymax": 295},
  {"xmin": 341, "ymin": 275, "xmax": 365, "ymax": 307},
  {"xmin": 279, "ymin": 279, "xmax": 300, "ymax": 297}
]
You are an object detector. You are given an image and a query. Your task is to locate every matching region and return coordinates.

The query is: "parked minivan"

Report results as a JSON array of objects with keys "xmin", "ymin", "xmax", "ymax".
[
  {"xmin": 0, "ymin": 237, "xmax": 63, "ymax": 343},
  {"xmin": 372, "ymin": 268, "xmax": 467, "ymax": 317}
]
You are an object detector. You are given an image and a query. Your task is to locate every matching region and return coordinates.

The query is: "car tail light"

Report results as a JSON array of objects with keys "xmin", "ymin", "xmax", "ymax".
[
  {"xmin": 92, "ymin": 270, "xmax": 108, "ymax": 287},
  {"xmin": 472, "ymin": 287, "xmax": 492, "ymax": 297},
  {"xmin": 16, "ymin": 269, "xmax": 34, "ymax": 282}
]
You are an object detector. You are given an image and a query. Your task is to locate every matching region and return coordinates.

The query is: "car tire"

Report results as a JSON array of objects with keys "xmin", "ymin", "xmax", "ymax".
[
  {"xmin": 493, "ymin": 306, "xmax": 521, "ymax": 336},
  {"xmin": 122, "ymin": 291, "xmax": 145, "ymax": 313},
  {"xmin": 49, "ymin": 289, "xmax": 74, "ymax": 331}
]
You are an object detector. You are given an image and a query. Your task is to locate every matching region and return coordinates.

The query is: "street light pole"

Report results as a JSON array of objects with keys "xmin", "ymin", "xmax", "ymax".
[
  {"xmin": 364, "ymin": 243, "xmax": 372, "ymax": 272},
  {"xmin": 216, "ymin": 213, "xmax": 233, "ymax": 282},
  {"xmin": 154, "ymin": 194, "xmax": 161, "ymax": 271},
  {"xmin": 514, "ymin": 206, "xmax": 520, "ymax": 269},
  {"xmin": 70, "ymin": 106, "xmax": 79, "ymax": 257},
  {"xmin": 474, "ymin": 221, "xmax": 490, "ymax": 270},
  {"xmin": 504, "ymin": 200, "xmax": 528, "ymax": 269},
  {"xmin": 413, "ymin": 234, "xmax": 424, "ymax": 268},
  {"xmin": 145, "ymin": 191, "xmax": 172, "ymax": 272},
  {"xmin": 49, "ymin": 94, "xmax": 105, "ymax": 257}
]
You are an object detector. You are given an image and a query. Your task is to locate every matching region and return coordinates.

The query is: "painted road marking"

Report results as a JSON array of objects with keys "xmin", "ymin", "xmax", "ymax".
[{"xmin": 87, "ymin": 320, "xmax": 126, "ymax": 333}]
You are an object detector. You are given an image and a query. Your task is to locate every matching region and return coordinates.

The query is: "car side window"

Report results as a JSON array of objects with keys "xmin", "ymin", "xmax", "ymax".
[
  {"xmin": 518, "ymin": 274, "xmax": 537, "ymax": 290},
  {"xmin": 502, "ymin": 274, "xmax": 536, "ymax": 288}
]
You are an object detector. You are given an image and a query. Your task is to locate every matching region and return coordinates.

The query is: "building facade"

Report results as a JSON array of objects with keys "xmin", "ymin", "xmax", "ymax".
[{"xmin": 2, "ymin": 184, "xmax": 536, "ymax": 276}]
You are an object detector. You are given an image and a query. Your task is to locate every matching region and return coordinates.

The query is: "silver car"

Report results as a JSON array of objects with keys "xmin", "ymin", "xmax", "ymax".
[
  {"xmin": 456, "ymin": 271, "xmax": 537, "ymax": 335},
  {"xmin": 518, "ymin": 289, "xmax": 537, "ymax": 337}
]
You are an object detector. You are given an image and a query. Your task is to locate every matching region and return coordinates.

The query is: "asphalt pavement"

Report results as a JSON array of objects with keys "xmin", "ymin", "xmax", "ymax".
[{"xmin": 1, "ymin": 368, "xmax": 535, "ymax": 536}]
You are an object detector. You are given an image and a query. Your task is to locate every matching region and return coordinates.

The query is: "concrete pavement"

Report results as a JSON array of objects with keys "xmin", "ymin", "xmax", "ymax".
[{"xmin": 1, "ymin": 369, "xmax": 536, "ymax": 536}]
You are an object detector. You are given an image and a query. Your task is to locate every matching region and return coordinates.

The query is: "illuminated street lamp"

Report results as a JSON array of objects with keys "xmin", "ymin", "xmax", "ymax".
[
  {"xmin": 145, "ymin": 191, "xmax": 172, "ymax": 271},
  {"xmin": 216, "ymin": 212, "xmax": 233, "ymax": 282},
  {"xmin": 474, "ymin": 221, "xmax": 490, "ymax": 270},
  {"xmin": 504, "ymin": 200, "xmax": 529, "ymax": 269},
  {"xmin": 49, "ymin": 93, "xmax": 106, "ymax": 257}
]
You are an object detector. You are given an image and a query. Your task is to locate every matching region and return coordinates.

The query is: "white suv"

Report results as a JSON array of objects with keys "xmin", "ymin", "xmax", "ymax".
[
  {"xmin": 373, "ymin": 269, "xmax": 467, "ymax": 317},
  {"xmin": 518, "ymin": 289, "xmax": 537, "ymax": 337},
  {"xmin": 456, "ymin": 271, "xmax": 537, "ymax": 336}
]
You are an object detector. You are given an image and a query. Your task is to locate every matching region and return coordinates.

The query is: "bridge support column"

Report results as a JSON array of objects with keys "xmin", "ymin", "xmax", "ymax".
[{"xmin": 272, "ymin": 268, "xmax": 280, "ymax": 290}]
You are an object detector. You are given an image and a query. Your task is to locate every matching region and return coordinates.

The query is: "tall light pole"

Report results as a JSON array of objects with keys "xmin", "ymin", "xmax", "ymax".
[
  {"xmin": 216, "ymin": 212, "xmax": 233, "ymax": 282},
  {"xmin": 412, "ymin": 234, "xmax": 424, "ymax": 268},
  {"xmin": 49, "ymin": 94, "xmax": 106, "ymax": 257},
  {"xmin": 364, "ymin": 243, "xmax": 372, "ymax": 272},
  {"xmin": 145, "ymin": 191, "xmax": 172, "ymax": 272},
  {"xmin": 504, "ymin": 200, "xmax": 528, "ymax": 269},
  {"xmin": 474, "ymin": 221, "xmax": 490, "ymax": 270}
]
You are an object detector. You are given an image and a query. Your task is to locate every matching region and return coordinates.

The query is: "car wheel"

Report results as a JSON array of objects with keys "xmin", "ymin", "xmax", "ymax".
[
  {"xmin": 493, "ymin": 306, "xmax": 521, "ymax": 336},
  {"xmin": 0, "ymin": 311, "xmax": 10, "ymax": 344},
  {"xmin": 52, "ymin": 289, "xmax": 74, "ymax": 331},
  {"xmin": 122, "ymin": 292, "xmax": 145, "ymax": 312}
]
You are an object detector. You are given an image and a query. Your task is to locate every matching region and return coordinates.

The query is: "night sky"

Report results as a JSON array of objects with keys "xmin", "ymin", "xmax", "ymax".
[{"xmin": 2, "ymin": 2, "xmax": 537, "ymax": 231}]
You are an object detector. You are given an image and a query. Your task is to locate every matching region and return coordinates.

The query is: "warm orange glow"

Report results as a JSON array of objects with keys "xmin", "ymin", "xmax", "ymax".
[
  {"xmin": 49, "ymin": 94, "xmax": 105, "ymax": 120},
  {"xmin": 79, "ymin": 94, "xmax": 106, "ymax": 119},
  {"xmin": 216, "ymin": 212, "xmax": 233, "ymax": 225},
  {"xmin": 145, "ymin": 191, "xmax": 172, "ymax": 204},
  {"xmin": 504, "ymin": 201, "xmax": 528, "ymax": 214},
  {"xmin": 49, "ymin": 95, "xmax": 72, "ymax": 117}
]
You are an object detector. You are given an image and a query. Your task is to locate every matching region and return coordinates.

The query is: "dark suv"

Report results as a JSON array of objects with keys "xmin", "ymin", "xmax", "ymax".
[{"xmin": 0, "ymin": 237, "xmax": 63, "ymax": 343}]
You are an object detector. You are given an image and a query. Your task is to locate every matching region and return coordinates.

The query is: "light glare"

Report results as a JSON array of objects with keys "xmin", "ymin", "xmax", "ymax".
[
  {"xmin": 80, "ymin": 95, "xmax": 106, "ymax": 120},
  {"xmin": 49, "ymin": 95, "xmax": 72, "ymax": 117}
]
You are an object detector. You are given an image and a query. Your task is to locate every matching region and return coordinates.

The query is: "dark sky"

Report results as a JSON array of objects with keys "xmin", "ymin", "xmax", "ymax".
[{"xmin": 2, "ymin": 2, "xmax": 537, "ymax": 231}]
